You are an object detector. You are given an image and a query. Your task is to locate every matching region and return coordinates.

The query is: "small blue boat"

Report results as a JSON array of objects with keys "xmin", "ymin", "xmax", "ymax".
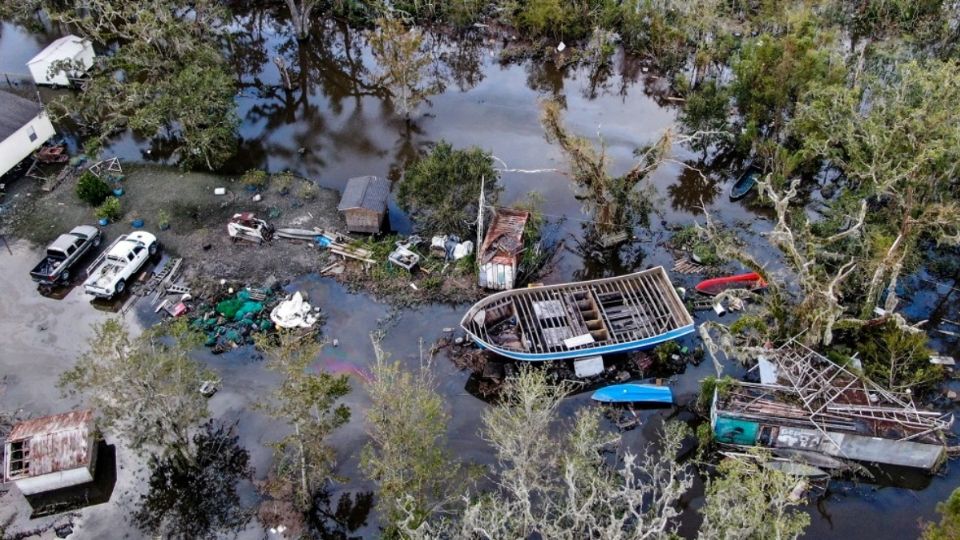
[
  {"xmin": 591, "ymin": 384, "xmax": 673, "ymax": 404},
  {"xmin": 730, "ymin": 167, "xmax": 761, "ymax": 200}
]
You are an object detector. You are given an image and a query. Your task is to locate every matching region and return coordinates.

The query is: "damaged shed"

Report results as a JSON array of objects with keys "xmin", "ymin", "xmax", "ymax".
[
  {"xmin": 27, "ymin": 35, "xmax": 96, "ymax": 87},
  {"xmin": 478, "ymin": 208, "xmax": 529, "ymax": 290},
  {"xmin": 710, "ymin": 342, "xmax": 952, "ymax": 472},
  {"xmin": 337, "ymin": 175, "xmax": 389, "ymax": 233},
  {"xmin": 3, "ymin": 409, "xmax": 98, "ymax": 495}
]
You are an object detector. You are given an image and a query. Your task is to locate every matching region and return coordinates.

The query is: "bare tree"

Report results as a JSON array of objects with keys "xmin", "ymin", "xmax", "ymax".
[{"xmin": 284, "ymin": 0, "xmax": 319, "ymax": 40}]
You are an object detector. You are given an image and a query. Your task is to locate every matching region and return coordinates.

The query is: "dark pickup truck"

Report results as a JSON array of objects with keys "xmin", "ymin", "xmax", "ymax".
[{"xmin": 30, "ymin": 225, "xmax": 102, "ymax": 286}]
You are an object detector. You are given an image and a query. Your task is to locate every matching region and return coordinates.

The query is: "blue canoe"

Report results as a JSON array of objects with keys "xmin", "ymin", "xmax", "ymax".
[
  {"xmin": 730, "ymin": 167, "xmax": 761, "ymax": 200},
  {"xmin": 591, "ymin": 384, "xmax": 673, "ymax": 404}
]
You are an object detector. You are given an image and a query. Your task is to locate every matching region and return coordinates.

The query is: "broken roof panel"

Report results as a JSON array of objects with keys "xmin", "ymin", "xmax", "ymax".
[
  {"xmin": 27, "ymin": 35, "xmax": 87, "ymax": 65},
  {"xmin": 0, "ymin": 90, "xmax": 42, "ymax": 141},
  {"xmin": 338, "ymin": 176, "xmax": 389, "ymax": 212},
  {"xmin": 6, "ymin": 410, "xmax": 94, "ymax": 479},
  {"xmin": 480, "ymin": 209, "xmax": 529, "ymax": 265}
]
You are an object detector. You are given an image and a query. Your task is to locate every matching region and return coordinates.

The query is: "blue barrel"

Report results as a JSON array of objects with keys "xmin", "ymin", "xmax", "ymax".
[
  {"xmin": 113, "ymin": 188, "xmax": 124, "ymax": 196},
  {"xmin": 98, "ymin": 218, "xmax": 109, "ymax": 226},
  {"xmin": 132, "ymin": 218, "xmax": 144, "ymax": 228}
]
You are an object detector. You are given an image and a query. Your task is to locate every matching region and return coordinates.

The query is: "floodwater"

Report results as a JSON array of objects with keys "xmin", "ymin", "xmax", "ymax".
[{"xmin": 2, "ymin": 14, "xmax": 960, "ymax": 540}]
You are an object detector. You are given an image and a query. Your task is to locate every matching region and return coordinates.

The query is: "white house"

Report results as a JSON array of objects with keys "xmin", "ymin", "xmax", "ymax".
[
  {"xmin": 3, "ymin": 409, "xmax": 98, "ymax": 496},
  {"xmin": 27, "ymin": 34, "xmax": 95, "ymax": 87},
  {"xmin": 0, "ymin": 90, "xmax": 56, "ymax": 178}
]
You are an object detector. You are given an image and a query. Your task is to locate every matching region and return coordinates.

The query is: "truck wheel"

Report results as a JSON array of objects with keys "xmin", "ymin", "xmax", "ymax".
[
  {"xmin": 60, "ymin": 270, "xmax": 70, "ymax": 283},
  {"xmin": 93, "ymin": 235, "xmax": 102, "ymax": 248},
  {"xmin": 115, "ymin": 279, "xmax": 126, "ymax": 294},
  {"xmin": 149, "ymin": 242, "xmax": 158, "ymax": 256}
]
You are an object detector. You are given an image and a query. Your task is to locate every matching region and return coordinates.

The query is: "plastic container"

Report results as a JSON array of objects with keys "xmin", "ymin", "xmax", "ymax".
[
  {"xmin": 132, "ymin": 218, "xmax": 144, "ymax": 228},
  {"xmin": 98, "ymin": 218, "xmax": 109, "ymax": 226},
  {"xmin": 214, "ymin": 187, "xmax": 226, "ymax": 195},
  {"xmin": 113, "ymin": 187, "xmax": 124, "ymax": 197}
]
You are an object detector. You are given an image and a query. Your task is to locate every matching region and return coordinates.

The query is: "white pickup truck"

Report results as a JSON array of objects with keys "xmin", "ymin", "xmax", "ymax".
[{"xmin": 83, "ymin": 231, "xmax": 159, "ymax": 298}]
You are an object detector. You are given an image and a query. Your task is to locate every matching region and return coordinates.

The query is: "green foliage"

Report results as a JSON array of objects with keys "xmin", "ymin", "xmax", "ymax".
[
  {"xmin": 679, "ymin": 80, "xmax": 731, "ymax": 153},
  {"xmin": 729, "ymin": 315, "xmax": 768, "ymax": 338},
  {"xmin": 272, "ymin": 172, "xmax": 295, "ymax": 194},
  {"xmin": 76, "ymin": 171, "xmax": 112, "ymax": 206},
  {"xmin": 397, "ymin": 140, "xmax": 500, "ymax": 238},
  {"xmin": 241, "ymin": 169, "xmax": 268, "ymax": 190},
  {"xmin": 58, "ymin": 318, "xmax": 212, "ymax": 452},
  {"xmin": 697, "ymin": 375, "xmax": 737, "ymax": 412},
  {"xmin": 157, "ymin": 209, "xmax": 171, "ymax": 227},
  {"xmin": 698, "ymin": 452, "xmax": 811, "ymax": 540},
  {"xmin": 361, "ymin": 340, "xmax": 469, "ymax": 535},
  {"xmin": 368, "ymin": 17, "xmax": 437, "ymax": 118},
  {"xmin": 95, "ymin": 196, "xmax": 123, "ymax": 221},
  {"xmin": 46, "ymin": 0, "xmax": 238, "ymax": 170},
  {"xmin": 653, "ymin": 340, "xmax": 681, "ymax": 367},
  {"xmin": 298, "ymin": 182, "xmax": 320, "ymax": 201},
  {"xmin": 845, "ymin": 320, "xmax": 942, "ymax": 392},
  {"xmin": 923, "ymin": 487, "xmax": 960, "ymax": 540}
]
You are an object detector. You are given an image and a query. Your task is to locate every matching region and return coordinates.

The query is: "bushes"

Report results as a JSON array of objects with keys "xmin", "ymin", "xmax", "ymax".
[
  {"xmin": 241, "ymin": 169, "xmax": 268, "ymax": 190},
  {"xmin": 76, "ymin": 171, "xmax": 112, "ymax": 206},
  {"xmin": 95, "ymin": 196, "xmax": 122, "ymax": 221}
]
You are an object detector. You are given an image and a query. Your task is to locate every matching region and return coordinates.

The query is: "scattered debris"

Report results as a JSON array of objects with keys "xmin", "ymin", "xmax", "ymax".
[
  {"xmin": 270, "ymin": 291, "xmax": 320, "ymax": 329},
  {"xmin": 227, "ymin": 212, "xmax": 274, "ymax": 244},
  {"xmin": 672, "ymin": 257, "xmax": 705, "ymax": 274},
  {"xmin": 574, "ymin": 355, "xmax": 604, "ymax": 378}
]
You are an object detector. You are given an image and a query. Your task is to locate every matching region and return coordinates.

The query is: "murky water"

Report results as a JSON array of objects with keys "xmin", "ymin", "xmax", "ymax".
[{"xmin": 2, "ymin": 14, "xmax": 960, "ymax": 539}]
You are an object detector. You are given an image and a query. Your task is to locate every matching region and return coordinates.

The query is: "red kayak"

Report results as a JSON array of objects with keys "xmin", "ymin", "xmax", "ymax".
[{"xmin": 695, "ymin": 272, "xmax": 767, "ymax": 296}]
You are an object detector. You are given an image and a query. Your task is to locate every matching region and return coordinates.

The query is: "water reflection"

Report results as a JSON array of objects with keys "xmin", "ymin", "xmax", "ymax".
[
  {"xmin": 307, "ymin": 488, "xmax": 374, "ymax": 540},
  {"xmin": 135, "ymin": 420, "xmax": 254, "ymax": 538},
  {"xmin": 667, "ymin": 161, "xmax": 721, "ymax": 213}
]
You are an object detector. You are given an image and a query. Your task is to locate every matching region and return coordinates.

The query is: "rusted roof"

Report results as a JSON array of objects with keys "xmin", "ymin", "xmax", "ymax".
[
  {"xmin": 338, "ymin": 176, "xmax": 389, "ymax": 212},
  {"xmin": 6, "ymin": 409, "xmax": 94, "ymax": 479},
  {"xmin": 480, "ymin": 209, "xmax": 529, "ymax": 266}
]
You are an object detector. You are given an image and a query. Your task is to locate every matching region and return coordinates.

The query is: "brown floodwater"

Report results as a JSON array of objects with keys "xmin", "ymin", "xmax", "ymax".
[{"xmin": 2, "ymin": 14, "xmax": 959, "ymax": 539}]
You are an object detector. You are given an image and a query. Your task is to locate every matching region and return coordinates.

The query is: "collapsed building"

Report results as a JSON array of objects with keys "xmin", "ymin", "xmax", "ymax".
[{"xmin": 710, "ymin": 341, "xmax": 953, "ymax": 472}]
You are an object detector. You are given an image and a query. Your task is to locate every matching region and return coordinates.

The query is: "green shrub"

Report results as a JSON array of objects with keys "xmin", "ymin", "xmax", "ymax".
[
  {"xmin": 241, "ymin": 169, "xmax": 268, "ymax": 190},
  {"xmin": 272, "ymin": 172, "xmax": 294, "ymax": 194},
  {"xmin": 298, "ymin": 182, "xmax": 320, "ymax": 201},
  {"xmin": 76, "ymin": 171, "xmax": 112, "ymax": 206},
  {"xmin": 95, "ymin": 196, "xmax": 122, "ymax": 221}
]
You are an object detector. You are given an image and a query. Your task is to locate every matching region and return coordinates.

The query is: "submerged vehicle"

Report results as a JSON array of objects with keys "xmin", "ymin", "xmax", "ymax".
[
  {"xmin": 591, "ymin": 383, "xmax": 673, "ymax": 404},
  {"xmin": 460, "ymin": 267, "xmax": 694, "ymax": 361},
  {"xmin": 83, "ymin": 231, "xmax": 159, "ymax": 298}
]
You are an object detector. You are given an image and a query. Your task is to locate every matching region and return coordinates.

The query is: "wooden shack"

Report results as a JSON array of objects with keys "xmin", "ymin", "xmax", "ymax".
[
  {"xmin": 478, "ymin": 208, "xmax": 529, "ymax": 290},
  {"xmin": 3, "ymin": 410, "xmax": 98, "ymax": 495},
  {"xmin": 337, "ymin": 176, "xmax": 389, "ymax": 234}
]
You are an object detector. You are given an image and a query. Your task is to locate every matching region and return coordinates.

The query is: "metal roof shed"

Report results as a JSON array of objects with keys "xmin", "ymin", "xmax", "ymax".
[
  {"xmin": 478, "ymin": 208, "xmax": 529, "ymax": 290},
  {"xmin": 27, "ymin": 35, "xmax": 96, "ymax": 86},
  {"xmin": 3, "ymin": 409, "xmax": 98, "ymax": 495},
  {"xmin": 337, "ymin": 176, "xmax": 389, "ymax": 233}
]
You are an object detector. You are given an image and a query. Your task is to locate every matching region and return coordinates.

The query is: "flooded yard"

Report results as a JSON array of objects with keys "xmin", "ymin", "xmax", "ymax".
[{"xmin": 2, "ymin": 11, "xmax": 960, "ymax": 540}]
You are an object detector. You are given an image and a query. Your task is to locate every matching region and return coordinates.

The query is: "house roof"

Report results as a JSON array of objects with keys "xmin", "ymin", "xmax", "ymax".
[
  {"xmin": 5, "ymin": 409, "xmax": 94, "ymax": 480},
  {"xmin": 338, "ymin": 176, "xmax": 389, "ymax": 212},
  {"xmin": 27, "ymin": 35, "xmax": 87, "ymax": 65},
  {"xmin": 480, "ymin": 209, "xmax": 529, "ymax": 266},
  {"xmin": 0, "ymin": 90, "xmax": 42, "ymax": 142}
]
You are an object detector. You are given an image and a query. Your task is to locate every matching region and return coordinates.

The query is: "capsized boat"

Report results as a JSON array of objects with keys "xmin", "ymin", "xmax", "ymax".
[
  {"xmin": 460, "ymin": 267, "xmax": 694, "ymax": 361},
  {"xmin": 591, "ymin": 383, "xmax": 673, "ymax": 404},
  {"xmin": 695, "ymin": 272, "xmax": 767, "ymax": 296},
  {"xmin": 731, "ymin": 167, "xmax": 761, "ymax": 200}
]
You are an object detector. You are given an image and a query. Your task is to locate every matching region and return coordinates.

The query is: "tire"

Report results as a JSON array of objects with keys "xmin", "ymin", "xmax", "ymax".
[
  {"xmin": 93, "ymin": 235, "xmax": 102, "ymax": 248},
  {"xmin": 60, "ymin": 270, "xmax": 70, "ymax": 283},
  {"xmin": 115, "ymin": 279, "xmax": 126, "ymax": 295},
  {"xmin": 148, "ymin": 242, "xmax": 158, "ymax": 256}
]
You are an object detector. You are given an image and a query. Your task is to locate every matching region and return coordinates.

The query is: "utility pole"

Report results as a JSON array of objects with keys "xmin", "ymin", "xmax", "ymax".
[{"xmin": 476, "ymin": 175, "xmax": 484, "ymax": 266}]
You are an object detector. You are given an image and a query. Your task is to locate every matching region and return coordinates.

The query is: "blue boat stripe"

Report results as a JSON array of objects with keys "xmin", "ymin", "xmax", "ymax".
[{"xmin": 471, "ymin": 324, "xmax": 696, "ymax": 361}]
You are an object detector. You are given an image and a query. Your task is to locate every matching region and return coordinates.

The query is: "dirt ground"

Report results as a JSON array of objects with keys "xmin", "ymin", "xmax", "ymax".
[{"xmin": 3, "ymin": 164, "xmax": 346, "ymax": 283}]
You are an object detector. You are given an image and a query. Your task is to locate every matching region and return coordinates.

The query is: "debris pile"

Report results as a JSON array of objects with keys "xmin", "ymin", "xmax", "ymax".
[
  {"xmin": 190, "ymin": 288, "xmax": 278, "ymax": 353},
  {"xmin": 270, "ymin": 291, "xmax": 320, "ymax": 329}
]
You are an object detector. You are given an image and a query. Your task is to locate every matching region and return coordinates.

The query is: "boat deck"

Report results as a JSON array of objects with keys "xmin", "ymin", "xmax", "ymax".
[{"xmin": 465, "ymin": 267, "xmax": 692, "ymax": 356}]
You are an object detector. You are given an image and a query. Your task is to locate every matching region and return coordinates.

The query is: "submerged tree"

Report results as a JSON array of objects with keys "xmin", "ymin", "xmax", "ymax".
[
  {"xmin": 368, "ymin": 17, "xmax": 439, "ymax": 119},
  {"xmin": 923, "ymin": 487, "xmax": 960, "ymax": 540},
  {"xmin": 362, "ymin": 337, "xmax": 469, "ymax": 536},
  {"xmin": 135, "ymin": 420, "xmax": 254, "ymax": 539},
  {"xmin": 396, "ymin": 140, "xmax": 500, "ymax": 238},
  {"xmin": 257, "ymin": 332, "xmax": 351, "ymax": 515},
  {"xmin": 37, "ymin": 0, "xmax": 239, "ymax": 169},
  {"xmin": 59, "ymin": 318, "xmax": 212, "ymax": 453},
  {"xmin": 400, "ymin": 368, "xmax": 695, "ymax": 538},
  {"xmin": 540, "ymin": 99, "xmax": 668, "ymax": 235}
]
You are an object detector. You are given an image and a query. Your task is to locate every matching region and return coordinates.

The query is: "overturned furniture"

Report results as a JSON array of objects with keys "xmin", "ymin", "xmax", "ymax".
[
  {"xmin": 710, "ymin": 342, "xmax": 953, "ymax": 472},
  {"xmin": 478, "ymin": 208, "xmax": 529, "ymax": 290},
  {"xmin": 461, "ymin": 267, "xmax": 694, "ymax": 361},
  {"xmin": 3, "ymin": 410, "xmax": 98, "ymax": 496},
  {"xmin": 337, "ymin": 175, "xmax": 389, "ymax": 234},
  {"xmin": 227, "ymin": 212, "xmax": 274, "ymax": 244}
]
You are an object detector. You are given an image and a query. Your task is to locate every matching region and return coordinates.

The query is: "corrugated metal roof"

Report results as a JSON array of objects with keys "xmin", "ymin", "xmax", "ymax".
[
  {"xmin": 0, "ymin": 90, "xmax": 42, "ymax": 141},
  {"xmin": 480, "ymin": 209, "xmax": 529, "ymax": 266},
  {"xmin": 338, "ymin": 176, "xmax": 389, "ymax": 212},
  {"xmin": 6, "ymin": 410, "xmax": 94, "ymax": 479},
  {"xmin": 27, "ymin": 35, "xmax": 87, "ymax": 65}
]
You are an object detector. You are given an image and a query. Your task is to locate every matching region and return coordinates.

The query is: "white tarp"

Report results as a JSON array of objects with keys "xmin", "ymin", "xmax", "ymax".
[
  {"xmin": 270, "ymin": 291, "xmax": 319, "ymax": 328},
  {"xmin": 758, "ymin": 355, "xmax": 778, "ymax": 385},
  {"xmin": 574, "ymin": 356, "xmax": 604, "ymax": 378}
]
